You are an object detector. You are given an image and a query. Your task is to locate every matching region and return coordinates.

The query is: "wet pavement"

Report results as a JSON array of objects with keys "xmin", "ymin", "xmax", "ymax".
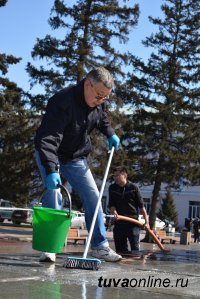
[{"xmin": 0, "ymin": 226, "xmax": 200, "ymax": 298}]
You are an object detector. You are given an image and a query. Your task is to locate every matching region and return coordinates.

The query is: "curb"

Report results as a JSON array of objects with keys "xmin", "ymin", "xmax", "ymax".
[{"xmin": 0, "ymin": 235, "xmax": 32, "ymax": 242}]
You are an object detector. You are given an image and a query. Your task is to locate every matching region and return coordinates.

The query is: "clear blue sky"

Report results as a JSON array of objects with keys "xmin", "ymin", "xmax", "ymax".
[{"xmin": 0, "ymin": 0, "xmax": 163, "ymax": 92}]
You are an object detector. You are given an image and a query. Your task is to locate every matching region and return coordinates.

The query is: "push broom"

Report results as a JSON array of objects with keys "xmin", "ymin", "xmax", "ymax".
[{"xmin": 63, "ymin": 147, "xmax": 115, "ymax": 270}]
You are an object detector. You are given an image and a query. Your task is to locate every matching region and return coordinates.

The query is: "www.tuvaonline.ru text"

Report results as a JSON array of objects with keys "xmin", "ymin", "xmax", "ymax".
[{"xmin": 98, "ymin": 275, "xmax": 188, "ymax": 288}]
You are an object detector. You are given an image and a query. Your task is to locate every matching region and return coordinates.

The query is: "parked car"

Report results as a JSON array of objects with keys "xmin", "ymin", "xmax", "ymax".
[
  {"xmin": 139, "ymin": 215, "xmax": 166, "ymax": 230},
  {"xmin": 0, "ymin": 199, "xmax": 16, "ymax": 223},
  {"xmin": 11, "ymin": 209, "xmax": 33, "ymax": 225}
]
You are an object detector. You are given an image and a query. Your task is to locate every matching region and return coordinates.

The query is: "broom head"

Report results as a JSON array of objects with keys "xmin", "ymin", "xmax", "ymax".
[{"xmin": 63, "ymin": 256, "xmax": 101, "ymax": 270}]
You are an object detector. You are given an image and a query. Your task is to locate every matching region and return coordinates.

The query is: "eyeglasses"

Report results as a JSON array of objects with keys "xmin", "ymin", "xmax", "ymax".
[{"xmin": 90, "ymin": 81, "xmax": 110, "ymax": 101}]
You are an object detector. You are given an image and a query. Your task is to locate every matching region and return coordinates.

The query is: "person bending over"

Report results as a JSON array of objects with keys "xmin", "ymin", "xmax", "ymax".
[{"xmin": 35, "ymin": 67, "xmax": 121, "ymax": 263}]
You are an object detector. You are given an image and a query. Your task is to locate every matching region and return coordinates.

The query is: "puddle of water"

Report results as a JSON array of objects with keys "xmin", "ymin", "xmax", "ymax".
[
  {"xmin": 1, "ymin": 247, "xmax": 200, "ymax": 298},
  {"xmin": 0, "ymin": 279, "xmax": 195, "ymax": 299}
]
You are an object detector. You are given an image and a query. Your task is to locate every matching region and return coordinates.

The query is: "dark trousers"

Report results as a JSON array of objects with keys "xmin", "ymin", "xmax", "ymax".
[
  {"xmin": 113, "ymin": 222, "xmax": 140, "ymax": 252},
  {"xmin": 194, "ymin": 229, "xmax": 199, "ymax": 243}
]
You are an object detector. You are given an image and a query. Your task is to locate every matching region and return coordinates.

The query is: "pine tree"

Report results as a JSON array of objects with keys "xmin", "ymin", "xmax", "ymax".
[
  {"xmin": 121, "ymin": 0, "xmax": 200, "ymax": 235},
  {"xmin": 0, "ymin": 60, "xmax": 37, "ymax": 205},
  {"xmin": 0, "ymin": 0, "xmax": 7, "ymax": 7},
  {"xmin": 157, "ymin": 189, "xmax": 178, "ymax": 227},
  {"xmin": 26, "ymin": 0, "xmax": 139, "ymax": 109},
  {"xmin": 0, "ymin": 1, "xmax": 37, "ymax": 205}
]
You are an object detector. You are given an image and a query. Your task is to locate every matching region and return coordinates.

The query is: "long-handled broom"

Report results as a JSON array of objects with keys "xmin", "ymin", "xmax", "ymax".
[{"xmin": 63, "ymin": 147, "xmax": 115, "ymax": 270}]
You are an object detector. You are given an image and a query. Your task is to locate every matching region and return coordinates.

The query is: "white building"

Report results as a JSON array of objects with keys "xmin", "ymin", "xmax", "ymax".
[{"xmin": 140, "ymin": 185, "xmax": 200, "ymax": 228}]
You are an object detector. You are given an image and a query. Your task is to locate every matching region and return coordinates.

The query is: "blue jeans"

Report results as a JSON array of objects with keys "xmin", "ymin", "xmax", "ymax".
[{"xmin": 35, "ymin": 151, "xmax": 108, "ymax": 249}]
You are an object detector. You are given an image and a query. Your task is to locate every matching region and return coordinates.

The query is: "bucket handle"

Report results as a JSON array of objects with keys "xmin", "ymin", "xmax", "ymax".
[
  {"xmin": 58, "ymin": 184, "xmax": 72, "ymax": 216},
  {"xmin": 38, "ymin": 184, "xmax": 72, "ymax": 218}
]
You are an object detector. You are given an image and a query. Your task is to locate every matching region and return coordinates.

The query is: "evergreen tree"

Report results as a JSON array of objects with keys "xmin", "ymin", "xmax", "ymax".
[
  {"xmin": 0, "ymin": 57, "xmax": 36, "ymax": 205},
  {"xmin": 26, "ymin": 0, "xmax": 139, "ymax": 109},
  {"xmin": 121, "ymin": 0, "xmax": 200, "ymax": 235},
  {"xmin": 0, "ymin": 0, "xmax": 37, "ymax": 205},
  {"xmin": 0, "ymin": 0, "xmax": 7, "ymax": 7},
  {"xmin": 157, "ymin": 189, "xmax": 178, "ymax": 227}
]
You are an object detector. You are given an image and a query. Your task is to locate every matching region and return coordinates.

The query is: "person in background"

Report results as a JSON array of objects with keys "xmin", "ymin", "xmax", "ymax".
[
  {"xmin": 192, "ymin": 218, "xmax": 199, "ymax": 243},
  {"xmin": 35, "ymin": 67, "xmax": 122, "ymax": 263},
  {"xmin": 108, "ymin": 166, "xmax": 149, "ymax": 253},
  {"xmin": 185, "ymin": 218, "xmax": 192, "ymax": 232},
  {"xmin": 198, "ymin": 220, "xmax": 200, "ymax": 244}
]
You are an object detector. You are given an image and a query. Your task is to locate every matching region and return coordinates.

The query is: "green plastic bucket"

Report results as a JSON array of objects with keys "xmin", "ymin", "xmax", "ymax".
[
  {"xmin": 32, "ymin": 207, "xmax": 75, "ymax": 253},
  {"xmin": 32, "ymin": 185, "xmax": 75, "ymax": 253}
]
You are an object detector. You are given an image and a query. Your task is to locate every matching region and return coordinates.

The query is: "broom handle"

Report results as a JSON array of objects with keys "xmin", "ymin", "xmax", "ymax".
[
  {"xmin": 116, "ymin": 215, "xmax": 165, "ymax": 251},
  {"xmin": 83, "ymin": 147, "xmax": 115, "ymax": 259}
]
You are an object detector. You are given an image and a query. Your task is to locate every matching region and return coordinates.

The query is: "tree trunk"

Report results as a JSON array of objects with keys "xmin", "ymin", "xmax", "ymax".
[{"xmin": 141, "ymin": 174, "xmax": 162, "ymax": 243}]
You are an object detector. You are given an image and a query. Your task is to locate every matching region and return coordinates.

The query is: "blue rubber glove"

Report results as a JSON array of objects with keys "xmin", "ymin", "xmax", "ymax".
[
  {"xmin": 45, "ymin": 172, "xmax": 62, "ymax": 190},
  {"xmin": 108, "ymin": 134, "xmax": 120, "ymax": 150}
]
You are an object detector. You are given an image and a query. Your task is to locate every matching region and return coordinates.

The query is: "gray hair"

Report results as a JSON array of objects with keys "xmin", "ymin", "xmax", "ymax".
[{"xmin": 86, "ymin": 67, "xmax": 113, "ymax": 89}]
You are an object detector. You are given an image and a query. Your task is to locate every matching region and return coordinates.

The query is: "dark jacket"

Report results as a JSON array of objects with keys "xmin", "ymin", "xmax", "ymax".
[
  {"xmin": 35, "ymin": 79, "xmax": 114, "ymax": 174},
  {"xmin": 108, "ymin": 181, "xmax": 144, "ymax": 219}
]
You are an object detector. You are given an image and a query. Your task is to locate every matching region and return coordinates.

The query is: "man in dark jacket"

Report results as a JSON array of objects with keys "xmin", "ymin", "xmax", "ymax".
[
  {"xmin": 35, "ymin": 67, "xmax": 121, "ymax": 263},
  {"xmin": 109, "ymin": 166, "xmax": 149, "ymax": 253}
]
